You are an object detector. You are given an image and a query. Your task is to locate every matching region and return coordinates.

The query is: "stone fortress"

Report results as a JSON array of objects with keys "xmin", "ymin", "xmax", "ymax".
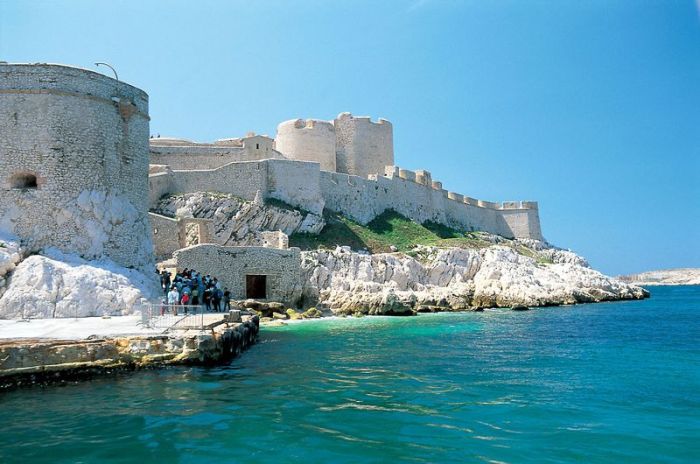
[
  {"xmin": 149, "ymin": 113, "xmax": 542, "ymax": 241},
  {"xmin": 0, "ymin": 62, "xmax": 543, "ymax": 308},
  {"xmin": 150, "ymin": 112, "xmax": 542, "ymax": 305}
]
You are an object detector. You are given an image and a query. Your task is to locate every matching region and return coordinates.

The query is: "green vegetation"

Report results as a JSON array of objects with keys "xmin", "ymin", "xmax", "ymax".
[
  {"xmin": 264, "ymin": 197, "xmax": 311, "ymax": 215},
  {"xmin": 290, "ymin": 210, "xmax": 491, "ymax": 253}
]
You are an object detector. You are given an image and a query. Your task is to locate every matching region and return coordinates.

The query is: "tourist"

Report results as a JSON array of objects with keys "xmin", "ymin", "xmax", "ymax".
[
  {"xmin": 160, "ymin": 270, "xmax": 171, "ymax": 295},
  {"xmin": 212, "ymin": 286, "xmax": 221, "ymax": 312},
  {"xmin": 223, "ymin": 288, "xmax": 231, "ymax": 311},
  {"xmin": 165, "ymin": 267, "xmax": 232, "ymax": 313},
  {"xmin": 191, "ymin": 286, "xmax": 200, "ymax": 306},
  {"xmin": 203, "ymin": 286, "xmax": 212, "ymax": 312},
  {"xmin": 167, "ymin": 286, "xmax": 179, "ymax": 315},
  {"xmin": 167, "ymin": 285, "xmax": 179, "ymax": 304}
]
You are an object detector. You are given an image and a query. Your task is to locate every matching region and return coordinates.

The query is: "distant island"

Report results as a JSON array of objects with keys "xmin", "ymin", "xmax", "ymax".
[{"xmin": 618, "ymin": 268, "xmax": 700, "ymax": 286}]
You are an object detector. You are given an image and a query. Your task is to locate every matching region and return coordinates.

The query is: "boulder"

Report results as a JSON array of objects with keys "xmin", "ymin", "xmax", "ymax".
[
  {"xmin": 0, "ymin": 250, "xmax": 158, "ymax": 319},
  {"xmin": 268, "ymin": 302, "xmax": 285, "ymax": 312},
  {"xmin": 286, "ymin": 308, "xmax": 302, "ymax": 320},
  {"xmin": 302, "ymin": 307, "xmax": 322, "ymax": 319}
]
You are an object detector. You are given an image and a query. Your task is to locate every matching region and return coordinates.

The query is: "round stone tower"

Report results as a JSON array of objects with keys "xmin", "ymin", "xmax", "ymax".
[
  {"xmin": 334, "ymin": 112, "xmax": 393, "ymax": 179},
  {"xmin": 274, "ymin": 118, "xmax": 337, "ymax": 172},
  {"xmin": 0, "ymin": 63, "xmax": 153, "ymax": 269}
]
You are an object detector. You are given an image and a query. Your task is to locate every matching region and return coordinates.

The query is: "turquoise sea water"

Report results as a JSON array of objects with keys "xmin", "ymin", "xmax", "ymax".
[{"xmin": 0, "ymin": 286, "xmax": 698, "ymax": 463}]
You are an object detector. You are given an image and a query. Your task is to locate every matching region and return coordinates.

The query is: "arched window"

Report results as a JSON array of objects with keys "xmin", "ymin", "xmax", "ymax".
[{"xmin": 9, "ymin": 173, "xmax": 38, "ymax": 190}]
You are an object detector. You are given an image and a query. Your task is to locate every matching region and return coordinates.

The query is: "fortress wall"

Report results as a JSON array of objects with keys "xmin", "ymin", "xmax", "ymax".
[
  {"xmin": 500, "ymin": 207, "xmax": 542, "ymax": 241},
  {"xmin": 320, "ymin": 171, "xmax": 384, "ymax": 224},
  {"xmin": 153, "ymin": 157, "xmax": 542, "ymax": 240},
  {"xmin": 150, "ymin": 145, "xmax": 248, "ymax": 170},
  {"xmin": 148, "ymin": 171, "xmax": 173, "ymax": 207},
  {"xmin": 319, "ymin": 164, "xmax": 543, "ymax": 240},
  {"xmin": 442, "ymin": 197, "xmax": 508, "ymax": 236},
  {"xmin": 375, "ymin": 174, "xmax": 448, "ymax": 225},
  {"xmin": 275, "ymin": 119, "xmax": 337, "ymax": 172},
  {"xmin": 150, "ymin": 137, "xmax": 284, "ymax": 171},
  {"xmin": 415, "ymin": 170, "xmax": 432, "ymax": 186},
  {"xmin": 0, "ymin": 63, "xmax": 153, "ymax": 269},
  {"xmin": 170, "ymin": 161, "xmax": 268, "ymax": 202},
  {"xmin": 154, "ymin": 159, "xmax": 324, "ymax": 216},
  {"xmin": 266, "ymin": 159, "xmax": 324, "ymax": 215},
  {"xmin": 148, "ymin": 213, "xmax": 180, "ymax": 261},
  {"xmin": 174, "ymin": 245, "xmax": 302, "ymax": 305},
  {"xmin": 334, "ymin": 113, "xmax": 394, "ymax": 178}
]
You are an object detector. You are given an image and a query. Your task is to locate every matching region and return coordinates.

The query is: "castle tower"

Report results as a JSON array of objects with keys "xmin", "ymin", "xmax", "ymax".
[
  {"xmin": 0, "ymin": 63, "xmax": 153, "ymax": 269},
  {"xmin": 274, "ymin": 119, "xmax": 337, "ymax": 172},
  {"xmin": 334, "ymin": 112, "xmax": 393, "ymax": 179}
]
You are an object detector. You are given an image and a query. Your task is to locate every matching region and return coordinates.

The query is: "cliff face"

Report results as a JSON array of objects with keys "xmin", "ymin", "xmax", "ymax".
[{"xmin": 300, "ymin": 245, "xmax": 648, "ymax": 315}]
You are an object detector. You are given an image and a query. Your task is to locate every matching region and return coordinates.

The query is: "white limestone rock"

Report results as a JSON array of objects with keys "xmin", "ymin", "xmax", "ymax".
[
  {"xmin": 154, "ymin": 192, "xmax": 325, "ymax": 245},
  {"xmin": 0, "ymin": 249, "xmax": 159, "ymax": 319},
  {"xmin": 0, "ymin": 233, "xmax": 23, "ymax": 299},
  {"xmin": 0, "ymin": 233, "xmax": 22, "ymax": 278},
  {"xmin": 300, "ymin": 244, "xmax": 648, "ymax": 314},
  {"xmin": 59, "ymin": 189, "xmax": 154, "ymax": 270}
]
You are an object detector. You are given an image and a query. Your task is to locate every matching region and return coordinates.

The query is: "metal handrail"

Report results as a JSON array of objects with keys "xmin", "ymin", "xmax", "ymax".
[{"xmin": 139, "ymin": 304, "xmax": 214, "ymax": 331}]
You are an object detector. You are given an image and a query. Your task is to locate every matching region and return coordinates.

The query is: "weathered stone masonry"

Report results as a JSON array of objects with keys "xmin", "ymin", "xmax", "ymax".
[{"xmin": 0, "ymin": 64, "xmax": 154, "ymax": 269}]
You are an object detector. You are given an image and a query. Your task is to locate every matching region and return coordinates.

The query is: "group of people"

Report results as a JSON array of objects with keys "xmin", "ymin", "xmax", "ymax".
[{"xmin": 159, "ymin": 268, "xmax": 232, "ymax": 314}]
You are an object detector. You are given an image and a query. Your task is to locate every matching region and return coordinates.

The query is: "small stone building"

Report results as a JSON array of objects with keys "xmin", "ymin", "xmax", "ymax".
[{"xmin": 173, "ymin": 244, "xmax": 302, "ymax": 306}]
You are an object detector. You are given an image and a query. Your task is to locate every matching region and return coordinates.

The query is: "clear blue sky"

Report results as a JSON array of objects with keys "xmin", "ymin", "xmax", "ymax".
[{"xmin": 1, "ymin": 0, "xmax": 698, "ymax": 275}]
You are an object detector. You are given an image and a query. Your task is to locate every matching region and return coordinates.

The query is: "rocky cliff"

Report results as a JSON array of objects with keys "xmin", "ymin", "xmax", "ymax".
[
  {"xmin": 300, "ymin": 243, "xmax": 648, "ymax": 315},
  {"xmin": 153, "ymin": 192, "xmax": 324, "ymax": 247}
]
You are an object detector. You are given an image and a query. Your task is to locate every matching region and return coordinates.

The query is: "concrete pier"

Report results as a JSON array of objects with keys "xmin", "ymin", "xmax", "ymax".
[{"xmin": 0, "ymin": 315, "xmax": 259, "ymax": 389}]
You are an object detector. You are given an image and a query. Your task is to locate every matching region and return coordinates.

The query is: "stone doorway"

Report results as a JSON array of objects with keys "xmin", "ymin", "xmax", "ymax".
[{"xmin": 246, "ymin": 275, "xmax": 267, "ymax": 299}]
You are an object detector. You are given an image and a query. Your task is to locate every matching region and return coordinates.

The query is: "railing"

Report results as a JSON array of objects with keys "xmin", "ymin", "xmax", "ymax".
[{"xmin": 139, "ymin": 304, "xmax": 211, "ymax": 331}]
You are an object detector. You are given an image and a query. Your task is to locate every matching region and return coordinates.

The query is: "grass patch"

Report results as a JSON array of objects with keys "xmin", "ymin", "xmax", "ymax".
[
  {"xmin": 264, "ymin": 197, "xmax": 311, "ymax": 215},
  {"xmin": 290, "ymin": 210, "xmax": 490, "ymax": 253}
]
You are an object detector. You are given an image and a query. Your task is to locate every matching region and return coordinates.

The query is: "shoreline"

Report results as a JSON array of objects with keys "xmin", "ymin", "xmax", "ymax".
[
  {"xmin": 259, "ymin": 294, "xmax": 651, "ymax": 327},
  {"xmin": 0, "ymin": 290, "xmax": 652, "ymax": 389}
]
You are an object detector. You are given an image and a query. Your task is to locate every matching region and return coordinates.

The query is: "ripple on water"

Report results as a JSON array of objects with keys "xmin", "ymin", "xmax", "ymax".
[{"xmin": 0, "ymin": 287, "xmax": 699, "ymax": 464}]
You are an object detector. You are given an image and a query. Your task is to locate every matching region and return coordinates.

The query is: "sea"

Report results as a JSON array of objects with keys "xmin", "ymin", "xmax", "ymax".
[{"xmin": 0, "ymin": 285, "xmax": 698, "ymax": 463}]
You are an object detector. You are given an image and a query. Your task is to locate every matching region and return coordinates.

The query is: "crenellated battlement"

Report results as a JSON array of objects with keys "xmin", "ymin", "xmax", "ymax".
[
  {"xmin": 336, "ymin": 112, "xmax": 392, "ymax": 126},
  {"xmin": 381, "ymin": 165, "xmax": 536, "ymax": 211},
  {"xmin": 278, "ymin": 118, "xmax": 335, "ymax": 131}
]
